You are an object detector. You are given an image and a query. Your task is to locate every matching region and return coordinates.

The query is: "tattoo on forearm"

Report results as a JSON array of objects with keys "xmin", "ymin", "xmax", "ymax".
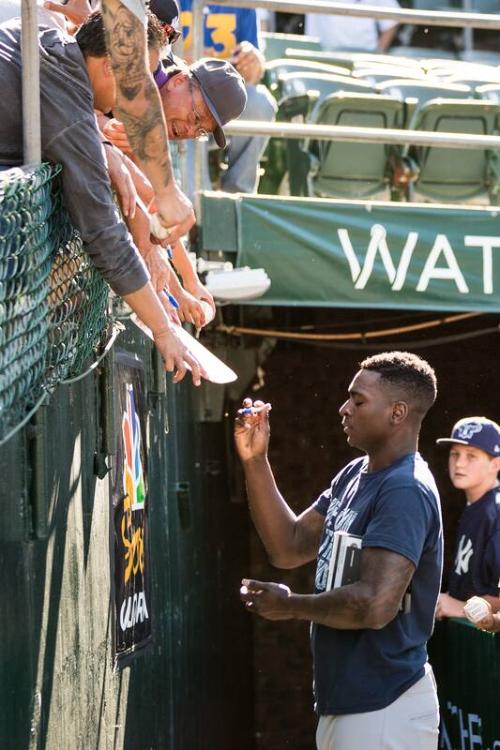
[
  {"xmin": 101, "ymin": 0, "xmax": 173, "ymax": 189},
  {"xmin": 115, "ymin": 104, "xmax": 169, "ymax": 167},
  {"xmin": 107, "ymin": 7, "xmax": 143, "ymax": 96}
]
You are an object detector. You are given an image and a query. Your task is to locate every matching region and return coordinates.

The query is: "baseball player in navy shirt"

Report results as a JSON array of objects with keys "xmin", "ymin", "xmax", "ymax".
[
  {"xmin": 235, "ymin": 352, "xmax": 443, "ymax": 750},
  {"xmin": 435, "ymin": 417, "xmax": 500, "ymax": 621}
]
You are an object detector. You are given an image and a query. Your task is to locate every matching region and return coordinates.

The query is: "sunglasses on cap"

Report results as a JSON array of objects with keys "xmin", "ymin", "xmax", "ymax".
[{"xmin": 161, "ymin": 21, "xmax": 181, "ymax": 44}]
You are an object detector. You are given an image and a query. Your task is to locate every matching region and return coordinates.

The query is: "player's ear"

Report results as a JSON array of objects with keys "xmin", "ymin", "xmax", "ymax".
[
  {"xmin": 391, "ymin": 400, "xmax": 408, "ymax": 424},
  {"xmin": 491, "ymin": 456, "xmax": 500, "ymax": 475}
]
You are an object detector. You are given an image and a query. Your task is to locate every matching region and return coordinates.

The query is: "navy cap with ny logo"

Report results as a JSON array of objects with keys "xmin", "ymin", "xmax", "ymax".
[{"xmin": 436, "ymin": 416, "xmax": 500, "ymax": 457}]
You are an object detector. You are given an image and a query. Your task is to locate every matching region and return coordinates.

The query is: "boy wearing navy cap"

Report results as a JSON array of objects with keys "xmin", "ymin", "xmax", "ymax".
[{"xmin": 435, "ymin": 417, "xmax": 500, "ymax": 620}]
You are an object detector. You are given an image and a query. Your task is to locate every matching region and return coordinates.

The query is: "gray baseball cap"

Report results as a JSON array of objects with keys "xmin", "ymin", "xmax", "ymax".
[{"xmin": 190, "ymin": 57, "xmax": 247, "ymax": 149}]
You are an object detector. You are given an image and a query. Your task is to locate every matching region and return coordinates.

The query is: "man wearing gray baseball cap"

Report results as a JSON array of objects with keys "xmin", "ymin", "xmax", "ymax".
[
  {"xmin": 189, "ymin": 57, "xmax": 247, "ymax": 148},
  {"xmin": 151, "ymin": 57, "xmax": 247, "ymax": 148},
  {"xmin": 105, "ymin": 54, "xmax": 247, "ymax": 154}
]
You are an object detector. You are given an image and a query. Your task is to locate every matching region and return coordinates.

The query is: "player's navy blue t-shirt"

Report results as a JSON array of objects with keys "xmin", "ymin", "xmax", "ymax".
[
  {"xmin": 312, "ymin": 452, "xmax": 443, "ymax": 715},
  {"xmin": 447, "ymin": 487, "xmax": 500, "ymax": 600}
]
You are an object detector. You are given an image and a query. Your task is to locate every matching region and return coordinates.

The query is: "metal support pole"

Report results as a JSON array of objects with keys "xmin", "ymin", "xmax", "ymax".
[
  {"xmin": 462, "ymin": 0, "xmax": 474, "ymax": 56},
  {"xmin": 214, "ymin": 0, "xmax": 500, "ymax": 30},
  {"xmin": 192, "ymin": 0, "xmax": 205, "ymax": 209},
  {"xmin": 21, "ymin": 0, "xmax": 41, "ymax": 165},
  {"xmin": 223, "ymin": 119, "xmax": 500, "ymax": 150}
]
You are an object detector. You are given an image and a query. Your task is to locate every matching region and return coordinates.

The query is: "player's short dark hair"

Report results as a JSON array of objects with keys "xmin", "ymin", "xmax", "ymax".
[
  {"xmin": 360, "ymin": 351, "xmax": 437, "ymax": 417},
  {"xmin": 76, "ymin": 10, "xmax": 165, "ymax": 58}
]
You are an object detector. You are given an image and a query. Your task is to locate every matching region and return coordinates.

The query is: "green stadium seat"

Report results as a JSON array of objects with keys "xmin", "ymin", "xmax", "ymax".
[
  {"xmin": 389, "ymin": 46, "xmax": 458, "ymax": 59},
  {"xmin": 279, "ymin": 71, "xmax": 374, "ymax": 106},
  {"xmin": 351, "ymin": 58, "xmax": 425, "ymax": 72},
  {"xmin": 264, "ymin": 58, "xmax": 352, "ymax": 96},
  {"xmin": 261, "ymin": 32, "xmax": 322, "ymax": 62},
  {"xmin": 376, "ymin": 79, "xmax": 472, "ymax": 121},
  {"xmin": 284, "ymin": 48, "xmax": 356, "ymax": 71},
  {"xmin": 404, "ymin": 99, "xmax": 500, "ymax": 203},
  {"xmin": 410, "ymin": 0, "xmax": 462, "ymax": 8},
  {"xmin": 446, "ymin": 70, "xmax": 500, "ymax": 89},
  {"xmin": 420, "ymin": 61, "xmax": 460, "ymax": 75},
  {"xmin": 269, "ymin": 74, "xmax": 374, "ymax": 196},
  {"xmin": 353, "ymin": 66, "xmax": 428, "ymax": 85},
  {"xmin": 477, "ymin": 83, "xmax": 500, "ymax": 103},
  {"xmin": 459, "ymin": 49, "xmax": 500, "ymax": 65},
  {"xmin": 284, "ymin": 48, "xmax": 423, "ymax": 72},
  {"xmin": 462, "ymin": 0, "xmax": 500, "ymax": 13},
  {"xmin": 303, "ymin": 92, "xmax": 405, "ymax": 200},
  {"xmin": 261, "ymin": 64, "xmax": 356, "ymax": 194}
]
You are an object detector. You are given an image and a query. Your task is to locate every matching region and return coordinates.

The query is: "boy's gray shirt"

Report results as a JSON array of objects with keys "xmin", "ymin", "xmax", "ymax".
[{"xmin": 0, "ymin": 19, "xmax": 149, "ymax": 296}]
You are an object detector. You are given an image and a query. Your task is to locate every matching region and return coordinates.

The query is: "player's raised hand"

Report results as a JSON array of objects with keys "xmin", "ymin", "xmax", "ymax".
[{"xmin": 234, "ymin": 398, "xmax": 271, "ymax": 463}]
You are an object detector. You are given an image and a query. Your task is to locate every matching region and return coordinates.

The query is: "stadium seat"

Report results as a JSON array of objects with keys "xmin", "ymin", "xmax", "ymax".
[
  {"xmin": 411, "ymin": 0, "xmax": 454, "ymax": 8},
  {"xmin": 261, "ymin": 32, "xmax": 322, "ymax": 62},
  {"xmin": 389, "ymin": 46, "xmax": 457, "ymax": 59},
  {"xmin": 459, "ymin": 49, "xmax": 500, "ymax": 65},
  {"xmin": 351, "ymin": 58, "xmax": 424, "ymax": 72},
  {"xmin": 264, "ymin": 58, "xmax": 352, "ymax": 96},
  {"xmin": 284, "ymin": 48, "xmax": 423, "ymax": 72},
  {"xmin": 284, "ymin": 48, "xmax": 356, "ymax": 71},
  {"xmin": 353, "ymin": 65, "xmax": 428, "ymax": 85},
  {"xmin": 404, "ymin": 99, "xmax": 500, "ymax": 203},
  {"xmin": 377, "ymin": 79, "xmax": 472, "ymax": 121},
  {"xmin": 279, "ymin": 71, "xmax": 374, "ymax": 107},
  {"xmin": 276, "ymin": 75, "xmax": 375, "ymax": 195},
  {"xmin": 261, "ymin": 64, "xmax": 356, "ymax": 194},
  {"xmin": 461, "ymin": 0, "xmax": 500, "ymax": 14},
  {"xmin": 446, "ymin": 72, "xmax": 500, "ymax": 89},
  {"xmin": 420, "ymin": 61, "xmax": 460, "ymax": 75},
  {"xmin": 477, "ymin": 83, "xmax": 500, "ymax": 103},
  {"xmin": 302, "ymin": 92, "xmax": 405, "ymax": 200}
]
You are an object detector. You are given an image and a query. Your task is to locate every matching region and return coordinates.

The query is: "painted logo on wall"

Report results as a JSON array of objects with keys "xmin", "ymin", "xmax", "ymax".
[
  {"xmin": 111, "ymin": 352, "xmax": 152, "ymax": 665},
  {"xmin": 122, "ymin": 383, "xmax": 145, "ymax": 512}
]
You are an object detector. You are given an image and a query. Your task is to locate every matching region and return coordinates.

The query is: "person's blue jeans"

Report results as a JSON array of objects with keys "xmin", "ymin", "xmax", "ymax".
[{"xmin": 221, "ymin": 82, "xmax": 277, "ymax": 194}]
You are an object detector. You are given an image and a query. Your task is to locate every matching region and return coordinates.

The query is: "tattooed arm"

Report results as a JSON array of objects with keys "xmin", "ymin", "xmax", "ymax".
[
  {"xmin": 100, "ymin": 0, "xmax": 195, "ymax": 242},
  {"xmin": 240, "ymin": 548, "xmax": 415, "ymax": 629}
]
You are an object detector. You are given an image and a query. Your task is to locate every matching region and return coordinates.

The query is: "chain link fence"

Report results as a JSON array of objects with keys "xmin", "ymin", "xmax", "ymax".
[{"xmin": 0, "ymin": 163, "xmax": 110, "ymax": 443}]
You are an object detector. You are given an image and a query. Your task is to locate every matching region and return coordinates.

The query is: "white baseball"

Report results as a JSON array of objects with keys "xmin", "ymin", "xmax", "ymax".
[
  {"xmin": 199, "ymin": 300, "xmax": 215, "ymax": 326},
  {"xmin": 150, "ymin": 212, "xmax": 170, "ymax": 240},
  {"xmin": 464, "ymin": 596, "xmax": 490, "ymax": 623}
]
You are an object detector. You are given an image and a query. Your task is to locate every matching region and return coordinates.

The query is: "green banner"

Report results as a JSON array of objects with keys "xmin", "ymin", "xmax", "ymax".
[
  {"xmin": 429, "ymin": 619, "xmax": 500, "ymax": 749},
  {"xmin": 201, "ymin": 194, "xmax": 500, "ymax": 311}
]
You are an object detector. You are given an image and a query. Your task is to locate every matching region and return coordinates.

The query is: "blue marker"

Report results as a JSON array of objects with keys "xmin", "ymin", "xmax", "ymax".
[
  {"xmin": 168, "ymin": 292, "xmax": 179, "ymax": 309},
  {"xmin": 166, "ymin": 246, "xmax": 173, "ymax": 259}
]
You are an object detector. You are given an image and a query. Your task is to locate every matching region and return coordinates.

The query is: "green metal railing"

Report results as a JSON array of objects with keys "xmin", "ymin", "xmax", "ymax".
[{"xmin": 0, "ymin": 164, "xmax": 110, "ymax": 444}]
